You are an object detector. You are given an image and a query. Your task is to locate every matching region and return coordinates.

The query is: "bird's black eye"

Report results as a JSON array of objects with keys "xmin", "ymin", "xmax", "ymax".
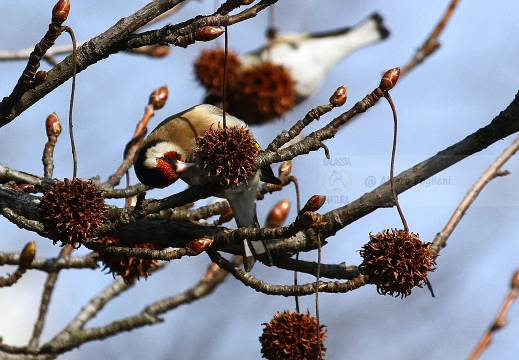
[{"xmin": 159, "ymin": 156, "xmax": 177, "ymax": 166}]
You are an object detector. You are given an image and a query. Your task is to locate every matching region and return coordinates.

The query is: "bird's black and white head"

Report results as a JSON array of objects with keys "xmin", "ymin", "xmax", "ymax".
[{"xmin": 133, "ymin": 140, "xmax": 192, "ymax": 188}]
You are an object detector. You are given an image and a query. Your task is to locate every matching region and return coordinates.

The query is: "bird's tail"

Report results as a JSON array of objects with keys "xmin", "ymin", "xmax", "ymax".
[
  {"xmin": 225, "ymin": 177, "xmax": 274, "ymax": 272},
  {"xmin": 306, "ymin": 12, "xmax": 390, "ymax": 72},
  {"xmin": 242, "ymin": 213, "xmax": 273, "ymax": 272}
]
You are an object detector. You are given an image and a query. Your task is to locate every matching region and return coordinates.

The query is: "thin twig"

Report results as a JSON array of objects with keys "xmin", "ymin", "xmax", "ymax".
[
  {"xmin": 208, "ymin": 249, "xmax": 368, "ymax": 296},
  {"xmin": 0, "ymin": 242, "xmax": 36, "ymax": 288},
  {"xmin": 431, "ymin": 134, "xmax": 519, "ymax": 256},
  {"xmin": 0, "ymin": 0, "xmax": 69, "ymax": 121},
  {"xmin": 468, "ymin": 270, "xmax": 519, "ymax": 360},
  {"xmin": 222, "ymin": 25, "xmax": 228, "ymax": 128},
  {"xmin": 29, "ymin": 245, "xmax": 73, "ymax": 349},
  {"xmin": 61, "ymin": 26, "xmax": 78, "ymax": 179},
  {"xmin": 101, "ymin": 85, "xmax": 168, "ymax": 190},
  {"xmin": 385, "ymin": 92, "xmax": 408, "ymax": 231},
  {"xmin": 400, "ymin": 0, "xmax": 461, "ymax": 76},
  {"xmin": 0, "ymin": 0, "xmax": 278, "ymax": 127},
  {"xmin": 44, "ymin": 258, "xmax": 233, "ymax": 355},
  {"xmin": 0, "ymin": 253, "xmax": 98, "ymax": 272},
  {"xmin": 315, "ymin": 231, "xmax": 322, "ymax": 359},
  {"xmin": 42, "ymin": 113, "xmax": 62, "ymax": 179}
]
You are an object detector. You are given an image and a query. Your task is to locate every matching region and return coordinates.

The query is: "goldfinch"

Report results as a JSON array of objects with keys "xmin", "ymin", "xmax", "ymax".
[
  {"xmin": 133, "ymin": 104, "xmax": 279, "ymax": 271},
  {"xmin": 241, "ymin": 12, "xmax": 390, "ymax": 102}
]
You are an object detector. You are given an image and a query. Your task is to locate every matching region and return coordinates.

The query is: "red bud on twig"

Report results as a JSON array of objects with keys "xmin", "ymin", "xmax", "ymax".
[
  {"xmin": 150, "ymin": 45, "xmax": 170, "ymax": 58},
  {"xmin": 195, "ymin": 26, "xmax": 225, "ymax": 42},
  {"xmin": 278, "ymin": 161, "xmax": 292, "ymax": 178},
  {"xmin": 18, "ymin": 184, "xmax": 36, "ymax": 193},
  {"xmin": 19, "ymin": 241, "xmax": 36, "ymax": 268},
  {"xmin": 187, "ymin": 238, "xmax": 213, "ymax": 254},
  {"xmin": 34, "ymin": 71, "xmax": 48, "ymax": 85},
  {"xmin": 330, "ymin": 85, "xmax": 348, "ymax": 107},
  {"xmin": 52, "ymin": 0, "xmax": 70, "ymax": 23},
  {"xmin": 218, "ymin": 206, "xmax": 234, "ymax": 224},
  {"xmin": 266, "ymin": 199, "xmax": 291, "ymax": 228},
  {"xmin": 45, "ymin": 113, "xmax": 62, "ymax": 138},
  {"xmin": 512, "ymin": 270, "xmax": 519, "ymax": 291},
  {"xmin": 302, "ymin": 195, "xmax": 326, "ymax": 212},
  {"xmin": 149, "ymin": 85, "xmax": 169, "ymax": 110},
  {"xmin": 379, "ymin": 67, "xmax": 400, "ymax": 92}
]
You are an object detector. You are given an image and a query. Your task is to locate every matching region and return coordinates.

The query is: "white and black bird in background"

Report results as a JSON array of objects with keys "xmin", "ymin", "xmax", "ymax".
[{"xmin": 241, "ymin": 12, "xmax": 390, "ymax": 102}]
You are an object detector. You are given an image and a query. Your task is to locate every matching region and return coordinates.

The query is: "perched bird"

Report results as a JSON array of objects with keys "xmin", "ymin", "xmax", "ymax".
[
  {"xmin": 133, "ymin": 104, "xmax": 280, "ymax": 271},
  {"xmin": 196, "ymin": 13, "xmax": 389, "ymax": 123},
  {"xmin": 240, "ymin": 12, "xmax": 390, "ymax": 102}
]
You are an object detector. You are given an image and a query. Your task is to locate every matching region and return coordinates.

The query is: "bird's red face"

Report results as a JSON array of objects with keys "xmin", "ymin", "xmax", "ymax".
[
  {"xmin": 155, "ymin": 150, "xmax": 184, "ymax": 186},
  {"xmin": 134, "ymin": 141, "xmax": 190, "ymax": 189}
]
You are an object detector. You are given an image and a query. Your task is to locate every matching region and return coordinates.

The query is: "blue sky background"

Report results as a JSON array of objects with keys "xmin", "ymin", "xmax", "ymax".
[{"xmin": 1, "ymin": 1, "xmax": 518, "ymax": 359}]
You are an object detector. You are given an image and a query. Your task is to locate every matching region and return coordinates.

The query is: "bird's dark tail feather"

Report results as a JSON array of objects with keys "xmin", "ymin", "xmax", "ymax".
[
  {"xmin": 243, "ymin": 239, "xmax": 273, "ymax": 272},
  {"xmin": 242, "ymin": 214, "xmax": 273, "ymax": 272}
]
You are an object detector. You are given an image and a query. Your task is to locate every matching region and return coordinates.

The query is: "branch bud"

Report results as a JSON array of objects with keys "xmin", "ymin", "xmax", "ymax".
[
  {"xmin": 52, "ymin": 0, "xmax": 70, "ymax": 23},
  {"xmin": 19, "ymin": 241, "xmax": 36, "ymax": 267},
  {"xmin": 195, "ymin": 26, "xmax": 225, "ymax": 42},
  {"xmin": 187, "ymin": 238, "xmax": 213, "ymax": 255},
  {"xmin": 150, "ymin": 45, "xmax": 170, "ymax": 58},
  {"xmin": 34, "ymin": 71, "xmax": 48, "ymax": 85},
  {"xmin": 512, "ymin": 270, "xmax": 519, "ymax": 291},
  {"xmin": 379, "ymin": 67, "xmax": 400, "ymax": 91},
  {"xmin": 18, "ymin": 184, "xmax": 36, "ymax": 193},
  {"xmin": 46, "ymin": 113, "xmax": 62, "ymax": 138},
  {"xmin": 218, "ymin": 206, "xmax": 234, "ymax": 224},
  {"xmin": 329, "ymin": 85, "xmax": 347, "ymax": 107},
  {"xmin": 149, "ymin": 85, "xmax": 169, "ymax": 110},
  {"xmin": 302, "ymin": 195, "xmax": 326, "ymax": 212},
  {"xmin": 278, "ymin": 161, "xmax": 292, "ymax": 178},
  {"xmin": 266, "ymin": 199, "xmax": 290, "ymax": 228},
  {"xmin": 240, "ymin": 0, "xmax": 255, "ymax": 4}
]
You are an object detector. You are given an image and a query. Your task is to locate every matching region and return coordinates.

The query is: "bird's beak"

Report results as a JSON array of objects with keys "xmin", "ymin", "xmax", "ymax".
[{"xmin": 175, "ymin": 161, "xmax": 195, "ymax": 174}]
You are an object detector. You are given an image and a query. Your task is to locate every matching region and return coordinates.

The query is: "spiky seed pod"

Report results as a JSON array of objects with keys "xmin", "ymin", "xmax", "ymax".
[
  {"xmin": 38, "ymin": 178, "xmax": 106, "ymax": 248},
  {"xmin": 260, "ymin": 310, "xmax": 326, "ymax": 360},
  {"xmin": 359, "ymin": 229, "xmax": 436, "ymax": 298},
  {"xmin": 194, "ymin": 47, "xmax": 241, "ymax": 97},
  {"xmin": 229, "ymin": 62, "xmax": 296, "ymax": 124},
  {"xmin": 194, "ymin": 126, "xmax": 259, "ymax": 187},
  {"xmin": 97, "ymin": 236, "xmax": 159, "ymax": 285}
]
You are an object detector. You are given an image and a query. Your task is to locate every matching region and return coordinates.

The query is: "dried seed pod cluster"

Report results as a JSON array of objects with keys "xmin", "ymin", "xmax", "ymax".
[
  {"xmin": 359, "ymin": 229, "xmax": 436, "ymax": 298},
  {"xmin": 38, "ymin": 178, "xmax": 106, "ymax": 247},
  {"xmin": 260, "ymin": 310, "xmax": 326, "ymax": 360},
  {"xmin": 194, "ymin": 125, "xmax": 259, "ymax": 187},
  {"xmin": 195, "ymin": 48, "xmax": 241, "ymax": 97},
  {"xmin": 97, "ymin": 236, "xmax": 159, "ymax": 284},
  {"xmin": 194, "ymin": 48, "xmax": 297, "ymax": 124}
]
